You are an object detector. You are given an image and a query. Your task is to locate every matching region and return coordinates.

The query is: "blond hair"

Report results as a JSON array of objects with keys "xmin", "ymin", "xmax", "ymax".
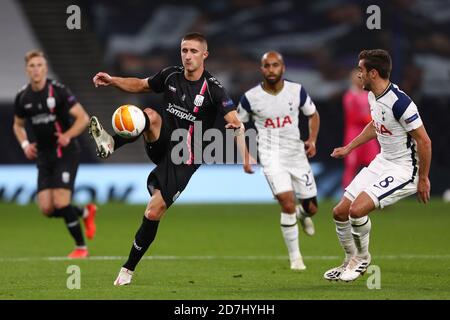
[{"xmin": 24, "ymin": 50, "xmax": 46, "ymax": 64}]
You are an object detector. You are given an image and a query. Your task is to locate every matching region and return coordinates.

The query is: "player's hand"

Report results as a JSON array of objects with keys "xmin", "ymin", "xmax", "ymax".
[
  {"xmin": 225, "ymin": 122, "xmax": 243, "ymax": 131},
  {"xmin": 243, "ymin": 155, "xmax": 257, "ymax": 174},
  {"xmin": 55, "ymin": 132, "xmax": 71, "ymax": 147},
  {"xmin": 93, "ymin": 72, "xmax": 113, "ymax": 87},
  {"xmin": 331, "ymin": 146, "xmax": 350, "ymax": 158},
  {"xmin": 417, "ymin": 176, "xmax": 431, "ymax": 204},
  {"xmin": 304, "ymin": 139, "xmax": 316, "ymax": 158},
  {"xmin": 24, "ymin": 143, "xmax": 37, "ymax": 160}
]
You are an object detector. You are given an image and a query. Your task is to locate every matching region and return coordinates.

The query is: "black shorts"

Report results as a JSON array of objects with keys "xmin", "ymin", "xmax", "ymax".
[
  {"xmin": 145, "ymin": 125, "xmax": 199, "ymax": 208},
  {"xmin": 37, "ymin": 149, "xmax": 79, "ymax": 192}
]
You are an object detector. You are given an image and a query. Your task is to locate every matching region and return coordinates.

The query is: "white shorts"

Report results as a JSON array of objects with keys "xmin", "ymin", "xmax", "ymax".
[
  {"xmin": 263, "ymin": 161, "xmax": 317, "ymax": 199},
  {"xmin": 344, "ymin": 154, "xmax": 418, "ymax": 209}
]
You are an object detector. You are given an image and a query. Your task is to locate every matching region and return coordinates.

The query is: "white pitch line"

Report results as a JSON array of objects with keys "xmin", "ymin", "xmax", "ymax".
[{"xmin": 0, "ymin": 254, "xmax": 450, "ymax": 263}]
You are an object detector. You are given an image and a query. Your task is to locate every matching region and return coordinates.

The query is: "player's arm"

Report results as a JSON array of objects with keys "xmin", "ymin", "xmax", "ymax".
[
  {"xmin": 331, "ymin": 120, "xmax": 377, "ymax": 158},
  {"xmin": 408, "ymin": 125, "xmax": 432, "ymax": 203},
  {"xmin": 13, "ymin": 116, "xmax": 37, "ymax": 160},
  {"xmin": 305, "ymin": 111, "xmax": 320, "ymax": 158},
  {"xmin": 224, "ymin": 110, "xmax": 256, "ymax": 174},
  {"xmin": 56, "ymin": 103, "xmax": 90, "ymax": 147},
  {"xmin": 93, "ymin": 72, "xmax": 151, "ymax": 93},
  {"xmin": 299, "ymin": 86, "xmax": 320, "ymax": 158}
]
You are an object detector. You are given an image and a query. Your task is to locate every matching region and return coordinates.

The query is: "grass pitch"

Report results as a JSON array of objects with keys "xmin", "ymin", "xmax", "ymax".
[{"xmin": 0, "ymin": 199, "xmax": 449, "ymax": 300}]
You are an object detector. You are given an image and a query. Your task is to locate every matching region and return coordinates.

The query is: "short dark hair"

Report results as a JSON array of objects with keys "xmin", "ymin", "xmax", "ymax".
[
  {"xmin": 358, "ymin": 49, "xmax": 391, "ymax": 79},
  {"xmin": 24, "ymin": 49, "xmax": 46, "ymax": 64},
  {"xmin": 182, "ymin": 32, "xmax": 208, "ymax": 48}
]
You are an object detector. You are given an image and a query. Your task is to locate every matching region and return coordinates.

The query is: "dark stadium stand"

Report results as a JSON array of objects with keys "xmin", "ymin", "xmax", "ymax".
[{"xmin": 1, "ymin": 0, "xmax": 449, "ymax": 193}]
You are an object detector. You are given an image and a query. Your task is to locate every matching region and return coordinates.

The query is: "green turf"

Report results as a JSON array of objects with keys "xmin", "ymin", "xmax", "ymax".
[{"xmin": 0, "ymin": 199, "xmax": 449, "ymax": 300}]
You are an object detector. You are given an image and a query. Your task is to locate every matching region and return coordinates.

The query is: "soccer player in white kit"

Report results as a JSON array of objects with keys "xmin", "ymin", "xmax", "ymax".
[
  {"xmin": 324, "ymin": 49, "xmax": 432, "ymax": 282},
  {"xmin": 237, "ymin": 51, "xmax": 320, "ymax": 270}
]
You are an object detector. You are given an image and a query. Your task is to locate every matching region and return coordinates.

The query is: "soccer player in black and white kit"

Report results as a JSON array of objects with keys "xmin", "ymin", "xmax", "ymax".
[
  {"xmin": 13, "ymin": 50, "xmax": 97, "ymax": 258},
  {"xmin": 90, "ymin": 32, "xmax": 255, "ymax": 285}
]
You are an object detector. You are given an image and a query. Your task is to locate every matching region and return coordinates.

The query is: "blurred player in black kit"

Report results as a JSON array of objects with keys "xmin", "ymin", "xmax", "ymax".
[
  {"xmin": 13, "ymin": 50, "xmax": 97, "ymax": 259},
  {"xmin": 90, "ymin": 32, "xmax": 255, "ymax": 285}
]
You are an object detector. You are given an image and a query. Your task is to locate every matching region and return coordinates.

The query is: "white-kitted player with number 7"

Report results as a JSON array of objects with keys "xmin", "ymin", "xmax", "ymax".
[{"xmin": 324, "ymin": 49, "xmax": 432, "ymax": 282}]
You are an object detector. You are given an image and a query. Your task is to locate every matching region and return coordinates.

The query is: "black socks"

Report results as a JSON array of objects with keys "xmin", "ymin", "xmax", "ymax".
[
  {"xmin": 54, "ymin": 205, "xmax": 85, "ymax": 247},
  {"xmin": 123, "ymin": 216, "xmax": 160, "ymax": 271},
  {"xmin": 73, "ymin": 206, "xmax": 85, "ymax": 218},
  {"xmin": 51, "ymin": 205, "xmax": 84, "ymax": 218}
]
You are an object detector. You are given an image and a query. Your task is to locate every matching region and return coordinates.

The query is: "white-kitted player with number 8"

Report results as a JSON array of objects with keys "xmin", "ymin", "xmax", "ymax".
[{"xmin": 324, "ymin": 49, "xmax": 432, "ymax": 282}]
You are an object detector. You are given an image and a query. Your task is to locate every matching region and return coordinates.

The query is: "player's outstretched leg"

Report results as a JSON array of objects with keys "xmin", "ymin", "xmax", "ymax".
[
  {"xmin": 339, "ymin": 216, "xmax": 372, "ymax": 282},
  {"xmin": 280, "ymin": 213, "xmax": 306, "ymax": 271},
  {"xmin": 339, "ymin": 193, "xmax": 373, "ymax": 282},
  {"xmin": 114, "ymin": 191, "xmax": 166, "ymax": 286},
  {"xmin": 323, "ymin": 197, "xmax": 356, "ymax": 281},
  {"xmin": 277, "ymin": 192, "xmax": 306, "ymax": 271},
  {"xmin": 88, "ymin": 116, "xmax": 115, "ymax": 158},
  {"xmin": 57, "ymin": 205, "xmax": 88, "ymax": 258}
]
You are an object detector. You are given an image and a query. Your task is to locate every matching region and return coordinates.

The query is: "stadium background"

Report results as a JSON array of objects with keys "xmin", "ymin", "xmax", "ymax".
[{"xmin": 0, "ymin": 0, "xmax": 449, "ymax": 204}]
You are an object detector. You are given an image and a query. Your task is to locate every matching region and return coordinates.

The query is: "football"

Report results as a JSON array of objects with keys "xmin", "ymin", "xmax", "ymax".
[{"xmin": 112, "ymin": 105, "xmax": 146, "ymax": 138}]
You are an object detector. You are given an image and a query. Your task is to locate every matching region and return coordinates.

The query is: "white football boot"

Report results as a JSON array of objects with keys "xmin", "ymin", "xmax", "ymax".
[
  {"xmin": 290, "ymin": 257, "xmax": 307, "ymax": 271},
  {"xmin": 323, "ymin": 263, "xmax": 347, "ymax": 281},
  {"xmin": 88, "ymin": 116, "xmax": 114, "ymax": 158},
  {"xmin": 339, "ymin": 254, "xmax": 371, "ymax": 282},
  {"xmin": 296, "ymin": 205, "xmax": 315, "ymax": 236},
  {"xmin": 113, "ymin": 267, "xmax": 134, "ymax": 286}
]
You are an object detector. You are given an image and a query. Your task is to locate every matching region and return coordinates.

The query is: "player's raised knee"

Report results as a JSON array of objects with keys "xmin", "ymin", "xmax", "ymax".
[
  {"xmin": 143, "ymin": 108, "xmax": 161, "ymax": 127},
  {"xmin": 332, "ymin": 204, "xmax": 348, "ymax": 221},
  {"xmin": 145, "ymin": 207, "xmax": 165, "ymax": 221},
  {"xmin": 145, "ymin": 202, "xmax": 167, "ymax": 220},
  {"xmin": 40, "ymin": 205, "xmax": 54, "ymax": 217},
  {"xmin": 348, "ymin": 203, "xmax": 366, "ymax": 219}
]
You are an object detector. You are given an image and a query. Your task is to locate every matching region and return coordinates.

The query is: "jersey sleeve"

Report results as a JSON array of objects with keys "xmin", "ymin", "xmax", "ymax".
[
  {"xmin": 14, "ymin": 92, "xmax": 26, "ymax": 118},
  {"xmin": 236, "ymin": 94, "xmax": 251, "ymax": 123},
  {"xmin": 396, "ymin": 101, "xmax": 423, "ymax": 132},
  {"xmin": 299, "ymin": 85, "xmax": 316, "ymax": 116},
  {"xmin": 147, "ymin": 66, "xmax": 174, "ymax": 93},
  {"xmin": 209, "ymin": 80, "xmax": 236, "ymax": 116},
  {"xmin": 56, "ymin": 84, "xmax": 78, "ymax": 110}
]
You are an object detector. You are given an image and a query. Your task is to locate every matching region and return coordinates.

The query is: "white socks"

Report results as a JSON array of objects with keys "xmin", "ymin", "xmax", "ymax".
[
  {"xmin": 280, "ymin": 212, "xmax": 301, "ymax": 262},
  {"xmin": 334, "ymin": 219, "xmax": 356, "ymax": 264},
  {"xmin": 350, "ymin": 216, "xmax": 371, "ymax": 259}
]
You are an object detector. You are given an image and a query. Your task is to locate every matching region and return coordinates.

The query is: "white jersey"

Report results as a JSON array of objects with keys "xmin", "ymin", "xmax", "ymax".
[
  {"xmin": 369, "ymin": 83, "xmax": 423, "ymax": 170},
  {"xmin": 237, "ymin": 80, "xmax": 316, "ymax": 166}
]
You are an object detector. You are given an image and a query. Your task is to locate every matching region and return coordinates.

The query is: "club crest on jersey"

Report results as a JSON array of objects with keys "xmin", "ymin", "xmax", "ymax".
[
  {"xmin": 194, "ymin": 94, "xmax": 204, "ymax": 107},
  {"xmin": 46, "ymin": 97, "xmax": 56, "ymax": 109}
]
